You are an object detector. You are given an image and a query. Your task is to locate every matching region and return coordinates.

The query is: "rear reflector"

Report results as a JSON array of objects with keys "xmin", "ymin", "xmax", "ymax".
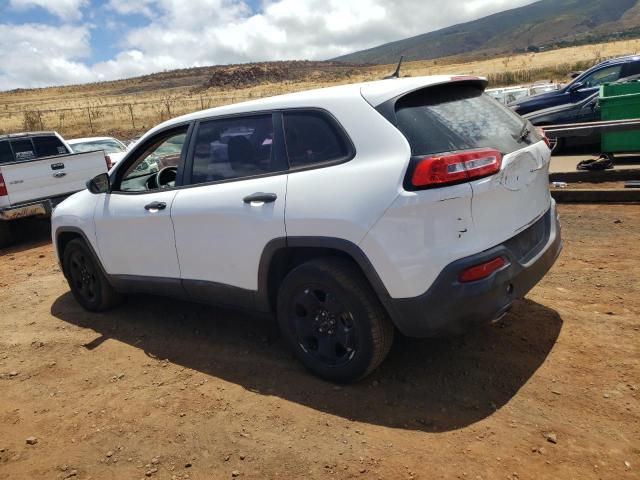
[
  {"xmin": 459, "ymin": 256, "xmax": 506, "ymax": 283},
  {"xmin": 0, "ymin": 173, "xmax": 7, "ymax": 197},
  {"xmin": 409, "ymin": 149, "xmax": 502, "ymax": 189}
]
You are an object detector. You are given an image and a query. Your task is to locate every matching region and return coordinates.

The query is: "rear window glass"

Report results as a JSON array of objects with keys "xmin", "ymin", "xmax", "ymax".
[
  {"xmin": 395, "ymin": 84, "xmax": 537, "ymax": 156},
  {"xmin": 33, "ymin": 135, "xmax": 69, "ymax": 157},
  {"xmin": 10, "ymin": 139, "xmax": 36, "ymax": 161},
  {"xmin": 0, "ymin": 141, "xmax": 13, "ymax": 164},
  {"xmin": 283, "ymin": 111, "xmax": 350, "ymax": 167}
]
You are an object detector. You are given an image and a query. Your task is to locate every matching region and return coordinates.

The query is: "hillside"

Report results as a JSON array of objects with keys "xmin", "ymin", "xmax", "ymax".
[{"xmin": 334, "ymin": 0, "xmax": 640, "ymax": 64}]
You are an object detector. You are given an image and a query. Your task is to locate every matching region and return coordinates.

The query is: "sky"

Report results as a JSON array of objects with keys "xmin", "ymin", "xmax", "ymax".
[{"xmin": 0, "ymin": 0, "xmax": 538, "ymax": 91}]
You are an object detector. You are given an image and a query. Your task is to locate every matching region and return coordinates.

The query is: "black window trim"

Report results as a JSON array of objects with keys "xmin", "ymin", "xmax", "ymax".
[
  {"xmin": 106, "ymin": 106, "xmax": 357, "ymax": 194},
  {"xmin": 181, "ymin": 111, "xmax": 288, "ymax": 188},
  {"xmin": 281, "ymin": 107, "xmax": 356, "ymax": 173},
  {"xmin": 179, "ymin": 107, "xmax": 356, "ymax": 189},
  {"xmin": 109, "ymin": 121, "xmax": 195, "ymax": 195}
]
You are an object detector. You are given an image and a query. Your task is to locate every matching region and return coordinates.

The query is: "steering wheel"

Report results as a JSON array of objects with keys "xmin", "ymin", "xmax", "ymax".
[{"xmin": 155, "ymin": 166, "xmax": 177, "ymax": 188}]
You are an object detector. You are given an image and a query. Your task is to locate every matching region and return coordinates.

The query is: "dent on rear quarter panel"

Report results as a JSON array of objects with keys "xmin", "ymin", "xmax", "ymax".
[{"xmin": 359, "ymin": 183, "xmax": 475, "ymax": 299}]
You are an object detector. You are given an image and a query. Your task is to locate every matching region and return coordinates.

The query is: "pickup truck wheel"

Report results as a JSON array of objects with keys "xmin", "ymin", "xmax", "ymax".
[
  {"xmin": 277, "ymin": 257, "xmax": 394, "ymax": 383},
  {"xmin": 0, "ymin": 222, "xmax": 12, "ymax": 248},
  {"xmin": 62, "ymin": 238, "xmax": 121, "ymax": 312}
]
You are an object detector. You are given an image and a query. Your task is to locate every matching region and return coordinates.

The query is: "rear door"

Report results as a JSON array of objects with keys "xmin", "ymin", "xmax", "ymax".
[
  {"xmin": 392, "ymin": 82, "xmax": 551, "ymax": 248},
  {"xmin": 0, "ymin": 134, "xmax": 106, "ymax": 205},
  {"xmin": 171, "ymin": 113, "xmax": 288, "ymax": 305}
]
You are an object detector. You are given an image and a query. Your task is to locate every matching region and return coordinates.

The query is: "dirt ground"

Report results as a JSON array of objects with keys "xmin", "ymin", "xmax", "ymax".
[{"xmin": 0, "ymin": 204, "xmax": 638, "ymax": 480}]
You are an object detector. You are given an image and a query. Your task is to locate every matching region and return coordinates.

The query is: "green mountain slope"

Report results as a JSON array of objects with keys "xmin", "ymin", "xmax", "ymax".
[{"xmin": 334, "ymin": 0, "xmax": 639, "ymax": 64}]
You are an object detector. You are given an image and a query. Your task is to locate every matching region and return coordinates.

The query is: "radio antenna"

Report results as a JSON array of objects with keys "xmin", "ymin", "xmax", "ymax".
[{"xmin": 384, "ymin": 56, "xmax": 404, "ymax": 79}]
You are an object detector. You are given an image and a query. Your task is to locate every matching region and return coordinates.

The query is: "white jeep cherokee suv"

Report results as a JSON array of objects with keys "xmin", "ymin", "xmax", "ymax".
[{"xmin": 52, "ymin": 76, "xmax": 562, "ymax": 382}]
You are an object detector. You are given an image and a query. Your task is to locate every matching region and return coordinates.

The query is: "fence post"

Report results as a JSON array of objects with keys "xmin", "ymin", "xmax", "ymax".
[
  {"xmin": 37, "ymin": 110, "xmax": 43, "ymax": 130},
  {"xmin": 127, "ymin": 104, "xmax": 135, "ymax": 130},
  {"xmin": 86, "ymin": 107, "xmax": 94, "ymax": 134},
  {"xmin": 200, "ymin": 96, "xmax": 204, "ymax": 110}
]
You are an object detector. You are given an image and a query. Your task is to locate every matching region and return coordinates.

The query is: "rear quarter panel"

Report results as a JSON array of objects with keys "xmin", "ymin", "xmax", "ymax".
[{"xmin": 284, "ymin": 93, "xmax": 409, "ymax": 243}]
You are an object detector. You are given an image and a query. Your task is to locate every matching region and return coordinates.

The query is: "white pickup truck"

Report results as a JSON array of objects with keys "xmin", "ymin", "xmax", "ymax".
[{"xmin": 0, "ymin": 131, "xmax": 108, "ymax": 247}]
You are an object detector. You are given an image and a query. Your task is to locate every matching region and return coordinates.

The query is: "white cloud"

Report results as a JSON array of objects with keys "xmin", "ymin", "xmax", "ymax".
[
  {"xmin": 0, "ymin": 0, "xmax": 538, "ymax": 89},
  {"xmin": 0, "ymin": 23, "xmax": 94, "ymax": 90},
  {"xmin": 106, "ymin": 0, "xmax": 155, "ymax": 18},
  {"xmin": 9, "ymin": 0, "xmax": 88, "ymax": 20}
]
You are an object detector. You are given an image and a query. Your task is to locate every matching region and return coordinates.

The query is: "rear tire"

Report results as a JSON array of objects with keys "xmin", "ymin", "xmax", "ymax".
[
  {"xmin": 277, "ymin": 257, "xmax": 394, "ymax": 383},
  {"xmin": 62, "ymin": 238, "xmax": 122, "ymax": 311},
  {"xmin": 0, "ymin": 222, "xmax": 12, "ymax": 249}
]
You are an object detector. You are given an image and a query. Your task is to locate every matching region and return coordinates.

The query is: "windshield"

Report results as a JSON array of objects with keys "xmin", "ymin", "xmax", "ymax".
[
  {"xmin": 71, "ymin": 139, "xmax": 125, "ymax": 154},
  {"xmin": 395, "ymin": 83, "xmax": 539, "ymax": 156}
]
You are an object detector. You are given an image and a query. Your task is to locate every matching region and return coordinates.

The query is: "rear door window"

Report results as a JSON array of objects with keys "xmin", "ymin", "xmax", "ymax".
[
  {"xmin": 394, "ymin": 83, "xmax": 536, "ymax": 156},
  {"xmin": 32, "ymin": 135, "xmax": 69, "ymax": 157},
  {"xmin": 188, "ymin": 114, "xmax": 283, "ymax": 185},
  {"xmin": 10, "ymin": 139, "xmax": 36, "ymax": 161},
  {"xmin": 0, "ymin": 141, "xmax": 14, "ymax": 164},
  {"xmin": 283, "ymin": 111, "xmax": 351, "ymax": 167}
]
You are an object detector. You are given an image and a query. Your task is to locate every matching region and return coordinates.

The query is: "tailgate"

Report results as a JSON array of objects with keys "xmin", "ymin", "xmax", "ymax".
[
  {"xmin": 1, "ymin": 151, "xmax": 106, "ymax": 205},
  {"xmin": 470, "ymin": 141, "xmax": 551, "ymax": 247}
]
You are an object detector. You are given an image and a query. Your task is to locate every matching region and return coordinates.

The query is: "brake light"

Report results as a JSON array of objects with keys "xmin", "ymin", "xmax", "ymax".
[
  {"xmin": 0, "ymin": 173, "xmax": 7, "ymax": 197},
  {"xmin": 105, "ymin": 155, "xmax": 113, "ymax": 170},
  {"xmin": 409, "ymin": 149, "xmax": 502, "ymax": 189},
  {"xmin": 459, "ymin": 256, "xmax": 506, "ymax": 283},
  {"xmin": 536, "ymin": 127, "xmax": 551, "ymax": 149}
]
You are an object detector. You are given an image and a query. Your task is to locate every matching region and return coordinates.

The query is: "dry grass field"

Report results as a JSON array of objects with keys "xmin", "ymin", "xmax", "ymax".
[{"xmin": 1, "ymin": 38, "xmax": 640, "ymax": 140}]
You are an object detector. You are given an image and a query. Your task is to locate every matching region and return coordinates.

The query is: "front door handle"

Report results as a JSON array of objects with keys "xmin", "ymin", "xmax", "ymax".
[
  {"xmin": 144, "ymin": 201, "xmax": 167, "ymax": 211},
  {"xmin": 243, "ymin": 192, "xmax": 277, "ymax": 204}
]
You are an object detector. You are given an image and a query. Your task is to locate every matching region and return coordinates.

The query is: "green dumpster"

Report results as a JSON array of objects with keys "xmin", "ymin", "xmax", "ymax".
[{"xmin": 600, "ymin": 80, "xmax": 640, "ymax": 153}]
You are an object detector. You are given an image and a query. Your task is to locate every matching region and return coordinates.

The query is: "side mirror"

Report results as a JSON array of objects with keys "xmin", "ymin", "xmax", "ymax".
[
  {"xmin": 569, "ymin": 81, "xmax": 584, "ymax": 93},
  {"xmin": 570, "ymin": 71, "xmax": 582, "ymax": 79},
  {"xmin": 86, "ymin": 173, "xmax": 110, "ymax": 194}
]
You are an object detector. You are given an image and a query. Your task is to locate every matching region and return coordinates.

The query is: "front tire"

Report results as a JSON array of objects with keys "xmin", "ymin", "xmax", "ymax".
[
  {"xmin": 62, "ymin": 238, "xmax": 122, "ymax": 311},
  {"xmin": 277, "ymin": 257, "xmax": 394, "ymax": 383}
]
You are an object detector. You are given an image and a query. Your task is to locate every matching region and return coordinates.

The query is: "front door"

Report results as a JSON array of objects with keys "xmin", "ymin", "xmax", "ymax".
[
  {"xmin": 94, "ymin": 126, "xmax": 189, "ymax": 279},
  {"xmin": 170, "ymin": 113, "xmax": 288, "ymax": 307}
]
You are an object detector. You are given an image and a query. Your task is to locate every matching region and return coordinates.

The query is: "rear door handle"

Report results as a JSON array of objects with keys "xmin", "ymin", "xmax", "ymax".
[
  {"xmin": 144, "ymin": 201, "xmax": 167, "ymax": 211},
  {"xmin": 243, "ymin": 192, "xmax": 277, "ymax": 204}
]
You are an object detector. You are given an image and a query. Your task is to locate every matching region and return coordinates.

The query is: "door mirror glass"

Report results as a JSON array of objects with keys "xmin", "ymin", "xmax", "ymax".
[{"xmin": 87, "ymin": 173, "xmax": 110, "ymax": 194}]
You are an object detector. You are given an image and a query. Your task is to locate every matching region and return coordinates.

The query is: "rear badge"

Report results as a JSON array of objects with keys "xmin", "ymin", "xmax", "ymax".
[{"xmin": 51, "ymin": 162, "xmax": 65, "ymax": 170}]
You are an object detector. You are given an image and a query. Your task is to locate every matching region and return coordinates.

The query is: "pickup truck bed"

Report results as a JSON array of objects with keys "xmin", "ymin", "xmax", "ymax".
[{"xmin": 1, "ymin": 145, "xmax": 107, "ymax": 246}]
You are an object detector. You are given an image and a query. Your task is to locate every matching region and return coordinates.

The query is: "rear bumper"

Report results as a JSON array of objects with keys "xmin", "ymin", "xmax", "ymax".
[
  {"xmin": 386, "ymin": 202, "xmax": 562, "ymax": 337},
  {"xmin": 0, "ymin": 195, "xmax": 69, "ymax": 221}
]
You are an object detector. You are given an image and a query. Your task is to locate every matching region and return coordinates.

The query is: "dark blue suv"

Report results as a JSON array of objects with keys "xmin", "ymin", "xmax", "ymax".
[{"xmin": 509, "ymin": 55, "xmax": 640, "ymax": 115}]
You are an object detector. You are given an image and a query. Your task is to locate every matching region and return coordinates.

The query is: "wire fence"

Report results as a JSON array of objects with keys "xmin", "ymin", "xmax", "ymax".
[{"xmin": 0, "ymin": 94, "xmax": 256, "ymax": 139}]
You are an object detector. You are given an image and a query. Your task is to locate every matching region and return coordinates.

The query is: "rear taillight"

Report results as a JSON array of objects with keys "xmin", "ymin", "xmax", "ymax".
[
  {"xmin": 105, "ymin": 155, "xmax": 113, "ymax": 169},
  {"xmin": 459, "ymin": 256, "xmax": 506, "ymax": 283},
  {"xmin": 408, "ymin": 149, "xmax": 502, "ymax": 190},
  {"xmin": 0, "ymin": 173, "xmax": 7, "ymax": 197},
  {"xmin": 536, "ymin": 127, "xmax": 551, "ymax": 149}
]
